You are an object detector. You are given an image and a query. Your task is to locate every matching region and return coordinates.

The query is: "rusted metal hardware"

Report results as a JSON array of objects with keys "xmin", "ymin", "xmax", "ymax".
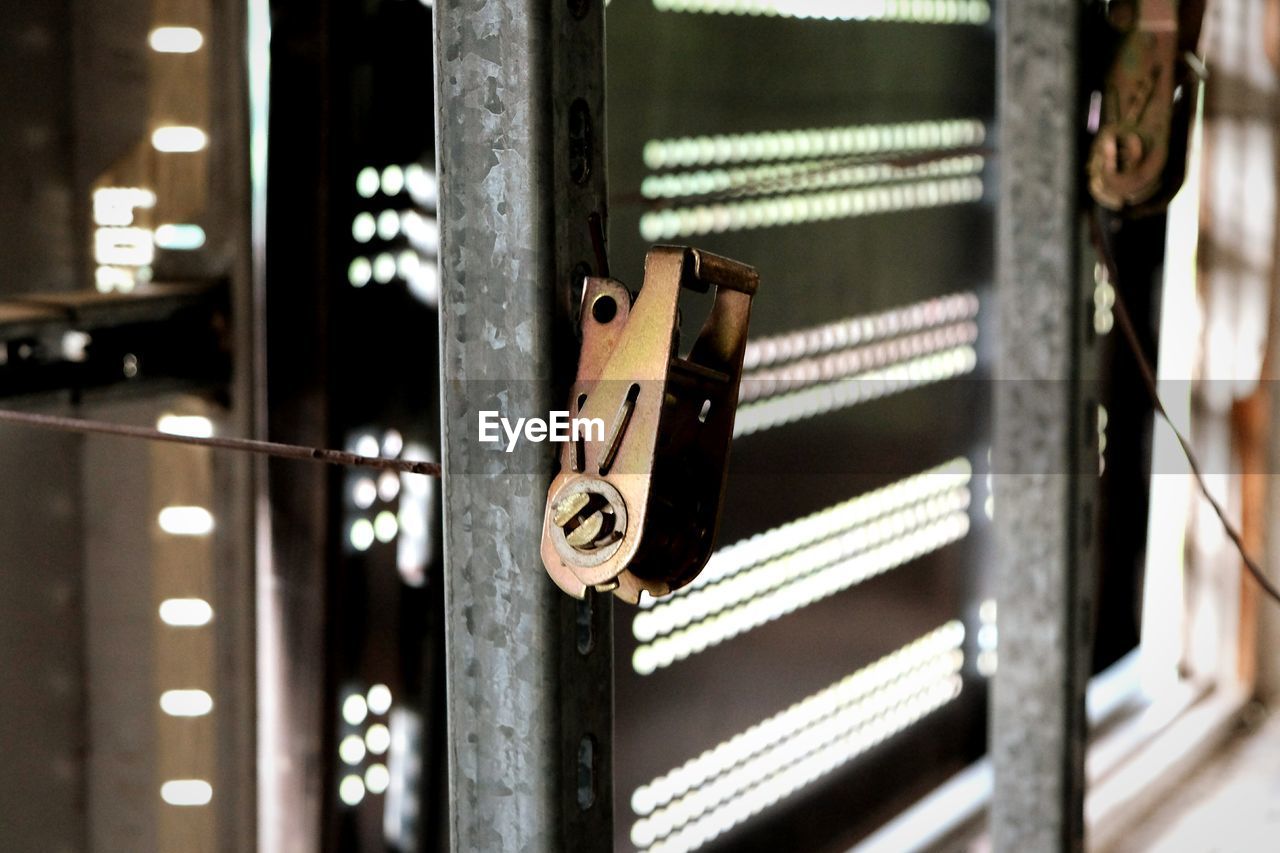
[
  {"xmin": 541, "ymin": 246, "xmax": 758, "ymax": 603},
  {"xmin": 1087, "ymin": 0, "xmax": 1206, "ymax": 215}
]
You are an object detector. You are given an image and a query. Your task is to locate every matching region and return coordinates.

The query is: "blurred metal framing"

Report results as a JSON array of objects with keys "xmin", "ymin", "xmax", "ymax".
[
  {"xmin": 992, "ymin": 1, "xmax": 1098, "ymax": 851},
  {"xmin": 210, "ymin": 0, "xmax": 260, "ymax": 844},
  {"xmin": 434, "ymin": 1, "xmax": 613, "ymax": 851},
  {"xmin": 257, "ymin": 0, "xmax": 334, "ymax": 849},
  {"xmin": 0, "ymin": 0, "xmax": 258, "ymax": 849}
]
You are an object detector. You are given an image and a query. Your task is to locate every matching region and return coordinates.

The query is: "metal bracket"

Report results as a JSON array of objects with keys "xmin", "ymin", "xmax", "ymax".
[
  {"xmin": 541, "ymin": 245, "xmax": 758, "ymax": 604},
  {"xmin": 1087, "ymin": 0, "xmax": 1207, "ymax": 214},
  {"xmin": 0, "ymin": 282, "xmax": 231, "ymax": 400}
]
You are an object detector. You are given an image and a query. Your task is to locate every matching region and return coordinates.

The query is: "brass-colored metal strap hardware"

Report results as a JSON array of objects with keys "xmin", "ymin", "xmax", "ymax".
[
  {"xmin": 1087, "ymin": 0, "xmax": 1207, "ymax": 214},
  {"xmin": 541, "ymin": 246, "xmax": 759, "ymax": 603}
]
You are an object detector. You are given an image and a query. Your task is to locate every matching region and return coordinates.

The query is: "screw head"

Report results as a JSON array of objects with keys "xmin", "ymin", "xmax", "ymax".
[{"xmin": 548, "ymin": 478, "xmax": 628, "ymax": 569}]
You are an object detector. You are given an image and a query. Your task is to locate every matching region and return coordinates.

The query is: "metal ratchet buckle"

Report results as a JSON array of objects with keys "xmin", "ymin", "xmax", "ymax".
[
  {"xmin": 1088, "ymin": 0, "xmax": 1207, "ymax": 215},
  {"xmin": 540, "ymin": 245, "xmax": 759, "ymax": 603}
]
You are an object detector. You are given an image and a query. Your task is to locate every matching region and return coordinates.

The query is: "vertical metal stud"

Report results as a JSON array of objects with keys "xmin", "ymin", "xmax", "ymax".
[
  {"xmin": 992, "ymin": 1, "xmax": 1096, "ymax": 851},
  {"xmin": 434, "ymin": 1, "xmax": 611, "ymax": 850}
]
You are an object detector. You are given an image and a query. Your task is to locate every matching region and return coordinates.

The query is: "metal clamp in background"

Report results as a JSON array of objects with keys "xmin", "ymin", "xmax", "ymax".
[
  {"xmin": 541, "ymin": 245, "xmax": 758, "ymax": 603},
  {"xmin": 1087, "ymin": 0, "xmax": 1207, "ymax": 216}
]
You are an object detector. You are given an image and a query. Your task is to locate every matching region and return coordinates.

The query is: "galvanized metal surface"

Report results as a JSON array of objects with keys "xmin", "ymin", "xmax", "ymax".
[
  {"xmin": 992, "ymin": 1, "xmax": 1094, "ymax": 851},
  {"xmin": 435, "ymin": 1, "xmax": 611, "ymax": 850}
]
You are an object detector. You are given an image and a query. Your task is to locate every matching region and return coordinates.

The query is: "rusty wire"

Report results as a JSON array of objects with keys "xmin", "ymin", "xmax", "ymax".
[
  {"xmin": 1092, "ymin": 210, "xmax": 1280, "ymax": 607},
  {"xmin": 1, "ymin": 191, "xmax": 1275, "ymax": 612},
  {"xmin": 0, "ymin": 408, "xmax": 441, "ymax": 477}
]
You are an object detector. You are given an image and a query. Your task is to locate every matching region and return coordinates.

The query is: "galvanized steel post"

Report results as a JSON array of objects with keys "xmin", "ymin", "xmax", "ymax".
[
  {"xmin": 992, "ymin": 1, "xmax": 1097, "ymax": 851},
  {"xmin": 434, "ymin": 2, "xmax": 612, "ymax": 851}
]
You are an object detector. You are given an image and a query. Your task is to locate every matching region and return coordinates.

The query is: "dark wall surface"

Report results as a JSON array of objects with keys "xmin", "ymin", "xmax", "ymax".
[{"xmin": 607, "ymin": 5, "xmax": 997, "ymax": 850}]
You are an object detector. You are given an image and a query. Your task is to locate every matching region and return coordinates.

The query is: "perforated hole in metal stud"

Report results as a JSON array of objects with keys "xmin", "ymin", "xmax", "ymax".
[
  {"xmin": 577, "ymin": 735, "xmax": 597, "ymax": 810},
  {"xmin": 576, "ymin": 595, "xmax": 594, "ymax": 655},
  {"xmin": 568, "ymin": 99, "xmax": 593, "ymax": 185}
]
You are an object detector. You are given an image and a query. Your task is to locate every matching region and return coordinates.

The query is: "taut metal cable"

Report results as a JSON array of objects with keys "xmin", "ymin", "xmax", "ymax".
[
  {"xmin": 1092, "ymin": 210, "xmax": 1280, "ymax": 607},
  {"xmin": 0, "ymin": 408, "xmax": 441, "ymax": 478},
  {"xmin": 1, "ymin": 204, "xmax": 1274, "ymax": 605}
]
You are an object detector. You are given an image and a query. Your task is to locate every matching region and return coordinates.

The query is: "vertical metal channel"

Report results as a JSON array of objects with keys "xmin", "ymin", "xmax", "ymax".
[
  {"xmin": 992, "ymin": 1, "xmax": 1095, "ymax": 851},
  {"xmin": 209, "ymin": 0, "xmax": 261, "ymax": 846},
  {"xmin": 258, "ymin": 2, "xmax": 334, "ymax": 850},
  {"xmin": 435, "ymin": 1, "xmax": 612, "ymax": 851}
]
